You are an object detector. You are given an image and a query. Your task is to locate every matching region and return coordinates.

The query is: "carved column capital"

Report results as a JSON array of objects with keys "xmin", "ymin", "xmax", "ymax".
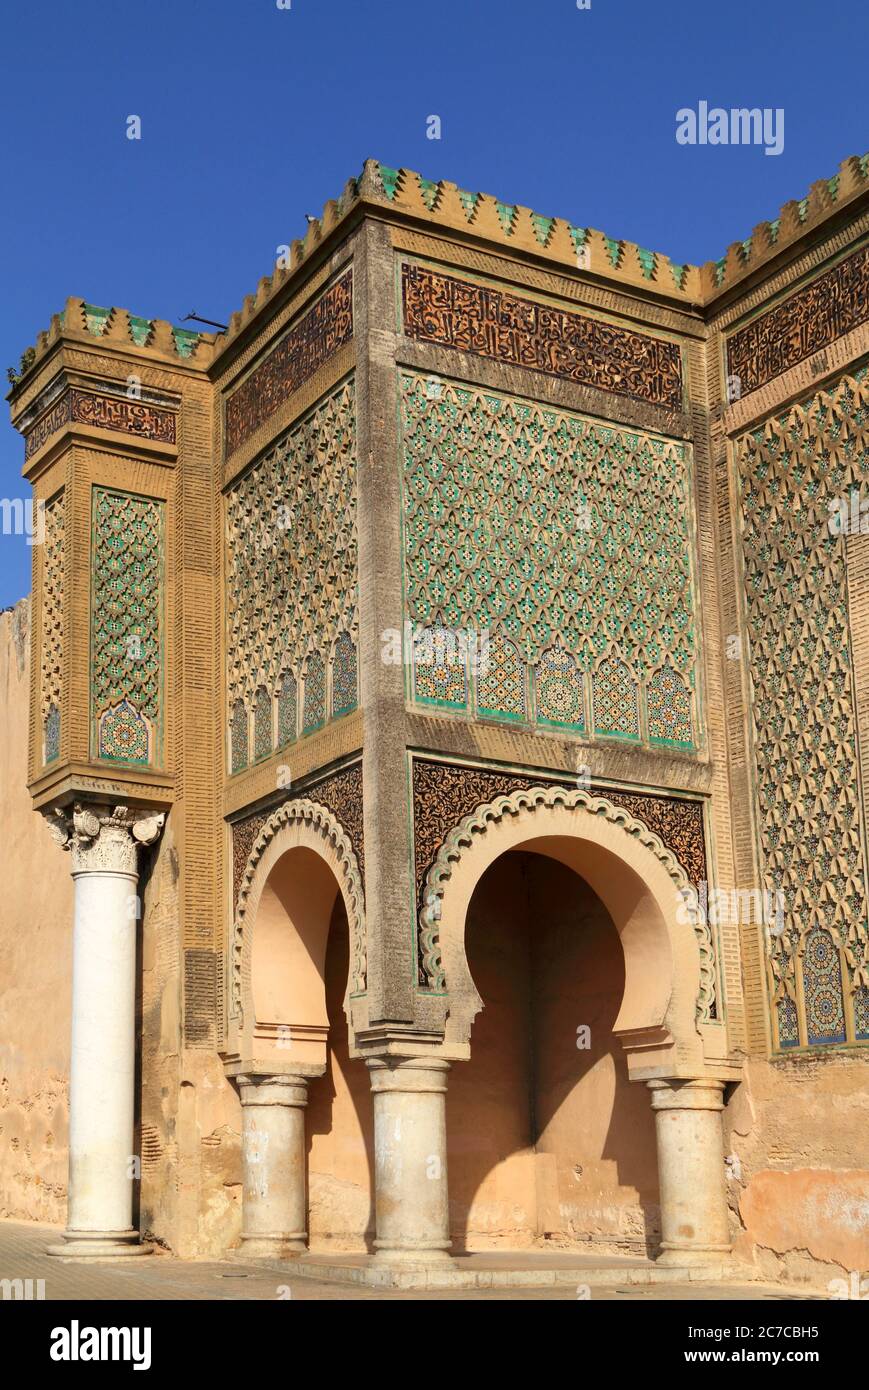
[
  {"xmin": 648, "ymin": 1078, "xmax": 726, "ymax": 1114},
  {"xmin": 235, "ymin": 1073, "xmax": 312, "ymax": 1110},
  {"xmin": 366, "ymin": 1056, "xmax": 451, "ymax": 1096},
  {"xmin": 44, "ymin": 802, "xmax": 165, "ymax": 875}
]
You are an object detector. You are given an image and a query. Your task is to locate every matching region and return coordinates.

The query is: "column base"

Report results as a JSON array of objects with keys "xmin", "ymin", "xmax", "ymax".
[
  {"xmin": 657, "ymin": 1243, "xmax": 732, "ymax": 1268},
  {"xmin": 46, "ymin": 1229, "xmax": 153, "ymax": 1259},
  {"xmin": 236, "ymin": 1232, "xmax": 307, "ymax": 1259},
  {"xmin": 371, "ymin": 1242, "xmax": 453, "ymax": 1267}
]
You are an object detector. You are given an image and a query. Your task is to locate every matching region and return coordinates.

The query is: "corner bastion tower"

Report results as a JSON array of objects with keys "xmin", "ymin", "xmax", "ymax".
[{"xmin": 6, "ymin": 156, "xmax": 869, "ymax": 1285}]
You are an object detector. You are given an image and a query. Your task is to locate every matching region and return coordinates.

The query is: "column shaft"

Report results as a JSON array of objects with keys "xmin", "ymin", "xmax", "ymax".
[
  {"xmin": 368, "ymin": 1057, "xmax": 451, "ymax": 1265},
  {"xmin": 649, "ymin": 1078, "xmax": 732, "ymax": 1266},
  {"xmin": 237, "ymin": 1075, "xmax": 310, "ymax": 1257},
  {"xmin": 66, "ymin": 867, "xmax": 139, "ymax": 1237},
  {"xmin": 46, "ymin": 804, "xmax": 163, "ymax": 1259}
]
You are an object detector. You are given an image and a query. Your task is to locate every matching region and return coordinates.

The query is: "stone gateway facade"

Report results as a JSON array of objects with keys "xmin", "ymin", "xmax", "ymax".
[{"xmin": 2, "ymin": 155, "xmax": 869, "ymax": 1289}]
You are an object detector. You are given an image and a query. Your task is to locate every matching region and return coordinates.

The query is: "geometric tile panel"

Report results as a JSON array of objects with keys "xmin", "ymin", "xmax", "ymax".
[
  {"xmin": 534, "ymin": 645, "xmax": 585, "ymax": 731},
  {"xmin": 477, "ymin": 632, "xmax": 526, "ymax": 721},
  {"xmin": 302, "ymin": 652, "xmax": 326, "ymax": 735},
  {"xmin": 854, "ymin": 984, "xmax": 869, "ymax": 1040},
  {"xmin": 41, "ymin": 490, "xmax": 65, "ymax": 763},
  {"xmin": 231, "ymin": 700, "xmax": 248, "ymax": 775},
  {"xmin": 411, "ymin": 624, "xmax": 468, "ymax": 708},
  {"xmin": 737, "ymin": 368, "xmax": 869, "ymax": 1050},
  {"xmin": 592, "ymin": 653, "xmax": 640, "ymax": 739},
  {"xmin": 91, "ymin": 487, "xmax": 164, "ymax": 765},
  {"xmin": 97, "ymin": 698, "xmax": 150, "ymax": 764},
  {"xmin": 331, "ymin": 630, "xmax": 357, "ymax": 718},
  {"xmin": 225, "ymin": 379, "xmax": 358, "ymax": 772},
  {"xmin": 647, "ymin": 664, "xmax": 694, "ymax": 747},
  {"xmin": 400, "ymin": 371, "xmax": 698, "ymax": 746},
  {"xmin": 253, "ymin": 687, "xmax": 272, "ymax": 762},
  {"xmin": 776, "ymin": 993, "xmax": 800, "ymax": 1049},
  {"xmin": 277, "ymin": 673, "xmax": 297, "ymax": 748},
  {"xmin": 803, "ymin": 926, "xmax": 847, "ymax": 1046}
]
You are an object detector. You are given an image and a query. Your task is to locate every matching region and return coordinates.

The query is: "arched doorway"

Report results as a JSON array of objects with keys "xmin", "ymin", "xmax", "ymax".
[
  {"xmin": 448, "ymin": 849, "xmax": 659, "ymax": 1254},
  {"xmin": 223, "ymin": 802, "xmax": 372, "ymax": 1257},
  {"xmin": 423, "ymin": 787, "xmax": 738, "ymax": 1268}
]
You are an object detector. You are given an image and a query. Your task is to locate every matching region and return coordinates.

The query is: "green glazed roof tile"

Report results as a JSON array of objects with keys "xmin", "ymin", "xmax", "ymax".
[
  {"xmin": 84, "ymin": 304, "xmax": 111, "ymax": 336},
  {"xmin": 419, "ymin": 177, "xmax": 438, "ymax": 210},
  {"xmin": 531, "ymin": 213, "xmax": 554, "ymax": 246},
  {"xmin": 378, "ymin": 164, "xmax": 400, "ymax": 200},
  {"xmin": 496, "ymin": 201, "xmax": 517, "ymax": 234},
  {"xmin": 637, "ymin": 247, "xmax": 656, "ymax": 279},
  {"xmin": 129, "ymin": 315, "xmax": 152, "ymax": 347},
  {"xmin": 172, "ymin": 327, "xmax": 200, "ymax": 358}
]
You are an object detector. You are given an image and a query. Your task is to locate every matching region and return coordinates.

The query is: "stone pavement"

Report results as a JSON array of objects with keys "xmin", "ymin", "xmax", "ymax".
[{"xmin": 0, "ymin": 1221, "xmax": 813, "ymax": 1301}]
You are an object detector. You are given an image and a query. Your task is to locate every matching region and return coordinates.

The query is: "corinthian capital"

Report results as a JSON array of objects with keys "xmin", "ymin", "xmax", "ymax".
[{"xmin": 44, "ymin": 802, "xmax": 165, "ymax": 874}]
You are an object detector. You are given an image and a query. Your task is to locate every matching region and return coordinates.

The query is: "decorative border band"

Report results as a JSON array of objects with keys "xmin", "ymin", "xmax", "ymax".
[
  {"xmin": 24, "ymin": 388, "xmax": 176, "ymax": 460},
  {"xmin": 401, "ymin": 262, "xmax": 684, "ymax": 410},
  {"xmin": 726, "ymin": 244, "xmax": 869, "ymax": 396},
  {"xmin": 225, "ymin": 270, "xmax": 353, "ymax": 457}
]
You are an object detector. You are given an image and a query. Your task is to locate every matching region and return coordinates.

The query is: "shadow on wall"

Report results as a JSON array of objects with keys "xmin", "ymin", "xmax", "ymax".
[
  {"xmin": 306, "ymin": 895, "xmax": 375, "ymax": 1251},
  {"xmin": 447, "ymin": 850, "xmax": 660, "ymax": 1255}
]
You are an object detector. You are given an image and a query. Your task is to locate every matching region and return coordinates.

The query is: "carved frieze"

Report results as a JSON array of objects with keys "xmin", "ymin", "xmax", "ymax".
[
  {"xmin": 401, "ymin": 263, "xmax": 684, "ymax": 409},
  {"xmin": 70, "ymin": 389, "xmax": 176, "ymax": 443},
  {"xmin": 727, "ymin": 244, "xmax": 869, "ymax": 396},
  {"xmin": 24, "ymin": 388, "xmax": 176, "ymax": 460},
  {"xmin": 411, "ymin": 757, "xmax": 706, "ymax": 901},
  {"xmin": 224, "ymin": 270, "xmax": 353, "ymax": 457},
  {"xmin": 25, "ymin": 394, "xmax": 71, "ymax": 460}
]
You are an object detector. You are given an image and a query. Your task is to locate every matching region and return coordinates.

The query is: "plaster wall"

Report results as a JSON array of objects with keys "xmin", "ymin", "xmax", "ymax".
[
  {"xmin": 0, "ymin": 598, "xmax": 72, "ymax": 1224},
  {"xmin": 138, "ymin": 815, "xmax": 243, "ymax": 1259},
  {"xmin": 723, "ymin": 1054, "xmax": 869, "ymax": 1288}
]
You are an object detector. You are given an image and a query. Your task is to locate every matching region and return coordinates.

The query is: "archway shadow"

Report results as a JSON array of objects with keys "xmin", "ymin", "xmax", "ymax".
[
  {"xmin": 305, "ymin": 894, "xmax": 376, "ymax": 1253},
  {"xmin": 447, "ymin": 849, "xmax": 660, "ymax": 1258}
]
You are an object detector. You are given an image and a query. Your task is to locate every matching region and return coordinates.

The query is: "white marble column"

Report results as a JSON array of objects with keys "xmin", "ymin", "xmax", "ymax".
[
  {"xmin": 45, "ymin": 803, "xmax": 163, "ymax": 1258},
  {"xmin": 648, "ymin": 1078, "xmax": 732, "ymax": 1266},
  {"xmin": 368, "ymin": 1057, "xmax": 451, "ymax": 1265},
  {"xmin": 236, "ymin": 1073, "xmax": 312, "ymax": 1257}
]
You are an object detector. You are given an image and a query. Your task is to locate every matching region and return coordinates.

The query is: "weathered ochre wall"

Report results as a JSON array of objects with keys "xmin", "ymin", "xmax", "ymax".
[
  {"xmin": 448, "ymin": 851, "xmax": 659, "ymax": 1253},
  {"xmin": 0, "ymin": 598, "xmax": 244, "ymax": 1257},
  {"xmin": 139, "ymin": 815, "xmax": 243, "ymax": 1258},
  {"xmin": 0, "ymin": 597, "xmax": 72, "ymax": 1223},
  {"xmin": 723, "ymin": 1055, "xmax": 869, "ymax": 1288}
]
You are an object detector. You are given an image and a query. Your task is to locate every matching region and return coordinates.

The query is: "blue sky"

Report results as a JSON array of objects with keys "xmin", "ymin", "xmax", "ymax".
[{"xmin": 1, "ymin": 0, "xmax": 866, "ymax": 606}]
